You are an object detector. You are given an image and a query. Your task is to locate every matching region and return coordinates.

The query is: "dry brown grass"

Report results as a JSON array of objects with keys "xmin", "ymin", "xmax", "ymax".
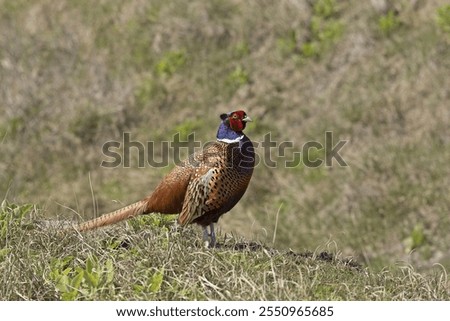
[{"xmin": 1, "ymin": 202, "xmax": 448, "ymax": 300}]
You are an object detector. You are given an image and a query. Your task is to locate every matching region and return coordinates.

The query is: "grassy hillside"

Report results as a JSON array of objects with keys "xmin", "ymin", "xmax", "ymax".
[
  {"xmin": 1, "ymin": 0, "xmax": 450, "ymax": 298},
  {"xmin": 1, "ymin": 202, "xmax": 448, "ymax": 300}
]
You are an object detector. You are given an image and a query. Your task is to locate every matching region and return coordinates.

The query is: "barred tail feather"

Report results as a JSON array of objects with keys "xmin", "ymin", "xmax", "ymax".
[{"xmin": 75, "ymin": 201, "xmax": 147, "ymax": 232}]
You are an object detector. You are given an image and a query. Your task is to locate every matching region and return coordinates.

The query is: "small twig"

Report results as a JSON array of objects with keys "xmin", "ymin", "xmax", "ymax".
[{"xmin": 272, "ymin": 203, "xmax": 283, "ymax": 245}]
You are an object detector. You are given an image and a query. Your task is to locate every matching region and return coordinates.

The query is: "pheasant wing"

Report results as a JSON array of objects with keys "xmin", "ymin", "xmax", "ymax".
[{"xmin": 177, "ymin": 143, "xmax": 227, "ymax": 226}]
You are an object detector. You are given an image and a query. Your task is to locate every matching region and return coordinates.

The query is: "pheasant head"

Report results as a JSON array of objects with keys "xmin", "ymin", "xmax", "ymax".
[{"xmin": 217, "ymin": 110, "xmax": 252, "ymax": 143}]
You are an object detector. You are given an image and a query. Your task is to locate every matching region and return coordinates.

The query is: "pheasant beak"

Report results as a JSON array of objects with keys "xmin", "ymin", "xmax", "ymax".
[{"xmin": 242, "ymin": 115, "xmax": 252, "ymax": 122}]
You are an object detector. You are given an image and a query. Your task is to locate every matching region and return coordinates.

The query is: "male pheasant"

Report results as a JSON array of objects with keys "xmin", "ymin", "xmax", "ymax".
[{"xmin": 75, "ymin": 110, "xmax": 254, "ymax": 246}]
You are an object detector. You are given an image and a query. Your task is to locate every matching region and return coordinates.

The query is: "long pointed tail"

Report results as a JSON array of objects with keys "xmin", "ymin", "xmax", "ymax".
[{"xmin": 75, "ymin": 201, "xmax": 147, "ymax": 232}]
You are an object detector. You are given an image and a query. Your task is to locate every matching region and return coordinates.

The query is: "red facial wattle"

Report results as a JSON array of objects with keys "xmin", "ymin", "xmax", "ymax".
[
  {"xmin": 228, "ymin": 110, "xmax": 248, "ymax": 132},
  {"xmin": 229, "ymin": 118, "xmax": 245, "ymax": 131}
]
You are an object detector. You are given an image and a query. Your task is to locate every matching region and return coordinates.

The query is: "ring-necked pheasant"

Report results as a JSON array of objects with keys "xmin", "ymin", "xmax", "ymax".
[{"xmin": 74, "ymin": 110, "xmax": 254, "ymax": 246}]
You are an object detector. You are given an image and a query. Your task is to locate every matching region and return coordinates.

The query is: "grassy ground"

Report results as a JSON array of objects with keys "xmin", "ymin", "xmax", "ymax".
[
  {"xmin": 1, "ymin": 202, "xmax": 448, "ymax": 300},
  {"xmin": 1, "ymin": 0, "xmax": 450, "ymax": 299}
]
